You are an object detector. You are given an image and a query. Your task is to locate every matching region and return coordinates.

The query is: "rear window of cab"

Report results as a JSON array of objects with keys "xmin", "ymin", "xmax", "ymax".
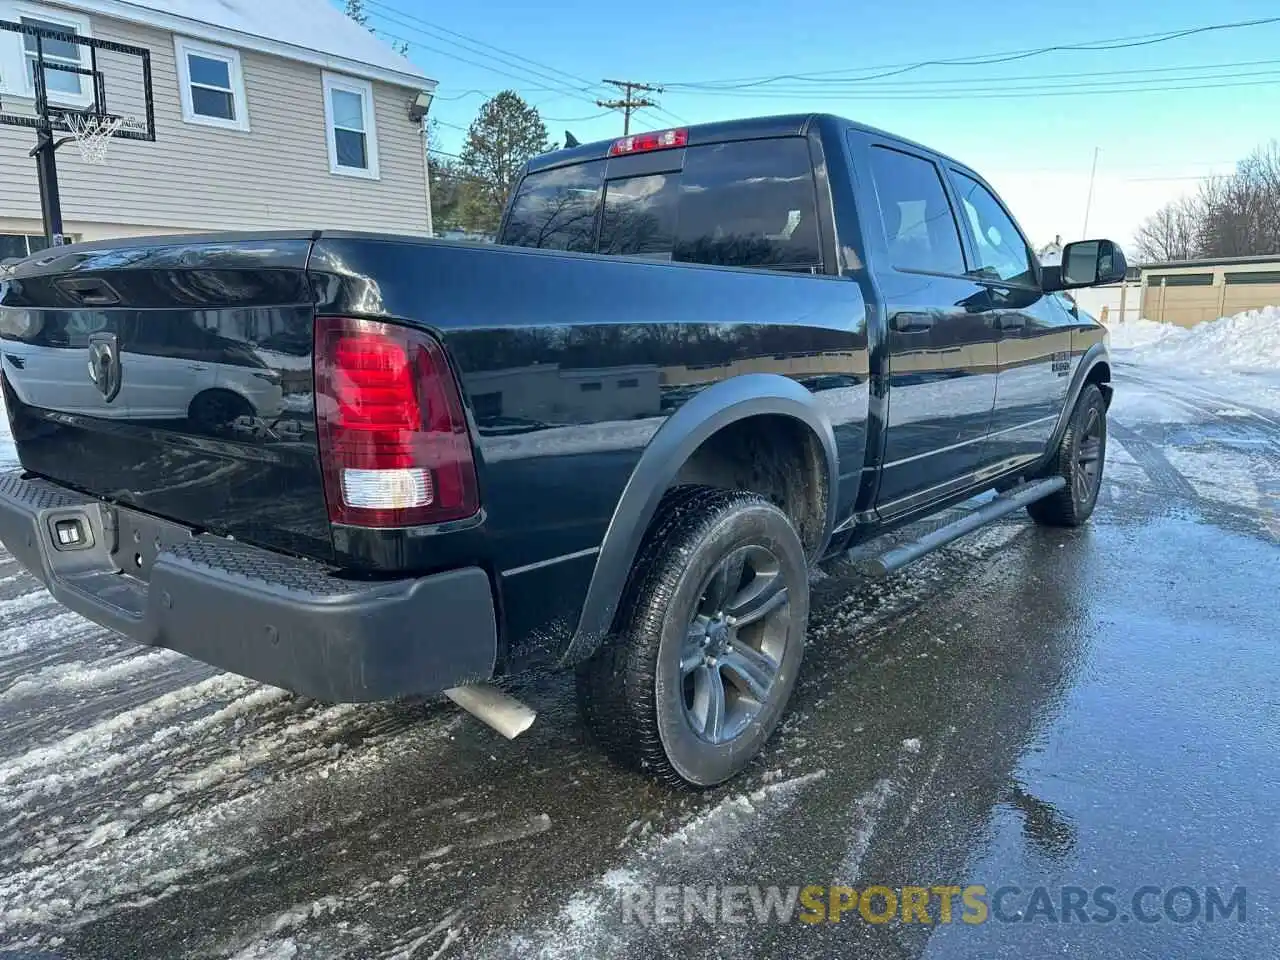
[{"xmin": 502, "ymin": 137, "xmax": 822, "ymax": 273}]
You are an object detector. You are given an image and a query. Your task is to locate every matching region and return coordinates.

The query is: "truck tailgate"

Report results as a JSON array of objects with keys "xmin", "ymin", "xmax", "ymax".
[{"xmin": 0, "ymin": 234, "xmax": 333, "ymax": 562}]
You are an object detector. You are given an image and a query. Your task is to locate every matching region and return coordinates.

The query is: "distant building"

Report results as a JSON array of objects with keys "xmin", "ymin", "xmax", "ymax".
[
  {"xmin": 464, "ymin": 364, "xmax": 662, "ymax": 424},
  {"xmin": 1037, "ymin": 234, "xmax": 1063, "ymax": 266},
  {"xmin": 1140, "ymin": 255, "xmax": 1280, "ymax": 327}
]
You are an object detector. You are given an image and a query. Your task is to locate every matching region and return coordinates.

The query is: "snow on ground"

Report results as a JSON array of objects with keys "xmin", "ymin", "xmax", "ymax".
[
  {"xmin": 1108, "ymin": 307, "xmax": 1280, "ymax": 370},
  {"xmin": 1107, "ymin": 307, "xmax": 1280, "ymax": 411},
  {"xmin": 488, "ymin": 770, "xmax": 829, "ymax": 960},
  {"xmin": 1107, "ymin": 316, "xmax": 1191, "ymax": 351},
  {"xmin": 0, "ymin": 388, "xmax": 14, "ymax": 470}
]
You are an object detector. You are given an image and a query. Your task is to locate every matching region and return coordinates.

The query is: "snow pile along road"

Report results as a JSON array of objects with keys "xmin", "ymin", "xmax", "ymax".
[
  {"xmin": 1108, "ymin": 306, "xmax": 1280, "ymax": 371},
  {"xmin": 1106, "ymin": 317, "xmax": 1190, "ymax": 351}
]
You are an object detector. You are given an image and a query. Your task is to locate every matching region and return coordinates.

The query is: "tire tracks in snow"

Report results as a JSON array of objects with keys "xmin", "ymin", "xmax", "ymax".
[
  {"xmin": 1106, "ymin": 421, "xmax": 1199, "ymax": 501},
  {"xmin": 1113, "ymin": 370, "xmax": 1280, "ymax": 535}
]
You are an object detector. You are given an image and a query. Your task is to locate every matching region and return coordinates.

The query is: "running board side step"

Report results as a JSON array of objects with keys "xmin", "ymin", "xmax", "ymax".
[{"xmin": 855, "ymin": 477, "xmax": 1067, "ymax": 578}]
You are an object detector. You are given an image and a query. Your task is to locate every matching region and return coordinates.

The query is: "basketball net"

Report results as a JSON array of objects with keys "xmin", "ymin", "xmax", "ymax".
[{"xmin": 64, "ymin": 113, "xmax": 128, "ymax": 165}]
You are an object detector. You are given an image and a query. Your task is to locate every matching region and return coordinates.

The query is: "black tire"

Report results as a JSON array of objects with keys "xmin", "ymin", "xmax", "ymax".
[
  {"xmin": 1027, "ymin": 383, "xmax": 1107, "ymax": 527},
  {"xmin": 189, "ymin": 389, "xmax": 254, "ymax": 429},
  {"xmin": 577, "ymin": 486, "xmax": 809, "ymax": 788}
]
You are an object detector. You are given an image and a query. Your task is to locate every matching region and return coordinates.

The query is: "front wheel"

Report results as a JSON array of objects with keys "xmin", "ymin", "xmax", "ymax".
[
  {"xmin": 577, "ymin": 486, "xmax": 809, "ymax": 787},
  {"xmin": 1027, "ymin": 382, "xmax": 1107, "ymax": 527}
]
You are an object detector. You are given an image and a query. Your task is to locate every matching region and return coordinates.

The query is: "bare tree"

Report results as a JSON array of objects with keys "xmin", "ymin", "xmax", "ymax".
[
  {"xmin": 1135, "ymin": 140, "xmax": 1280, "ymax": 262},
  {"xmin": 1133, "ymin": 195, "xmax": 1201, "ymax": 262},
  {"xmin": 1198, "ymin": 141, "xmax": 1280, "ymax": 258}
]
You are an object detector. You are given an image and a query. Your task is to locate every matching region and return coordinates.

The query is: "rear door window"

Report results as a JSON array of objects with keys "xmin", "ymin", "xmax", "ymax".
[
  {"xmin": 503, "ymin": 160, "xmax": 605, "ymax": 253},
  {"xmin": 866, "ymin": 145, "xmax": 966, "ymax": 276},
  {"xmin": 674, "ymin": 139, "xmax": 821, "ymax": 270}
]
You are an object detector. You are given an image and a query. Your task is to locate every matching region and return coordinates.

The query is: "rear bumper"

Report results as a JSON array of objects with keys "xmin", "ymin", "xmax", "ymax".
[{"xmin": 0, "ymin": 471, "xmax": 497, "ymax": 702}]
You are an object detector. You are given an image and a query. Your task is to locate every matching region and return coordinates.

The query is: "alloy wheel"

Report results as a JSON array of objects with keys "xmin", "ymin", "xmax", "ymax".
[
  {"xmin": 679, "ymin": 544, "xmax": 791, "ymax": 744},
  {"xmin": 1073, "ymin": 404, "xmax": 1104, "ymax": 506}
]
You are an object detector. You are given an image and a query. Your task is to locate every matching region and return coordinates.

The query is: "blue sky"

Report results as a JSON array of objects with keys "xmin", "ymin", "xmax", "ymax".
[{"xmin": 344, "ymin": 0, "xmax": 1280, "ymax": 247}]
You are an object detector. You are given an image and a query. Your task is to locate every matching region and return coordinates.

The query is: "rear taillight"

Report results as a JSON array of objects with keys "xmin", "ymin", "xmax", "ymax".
[{"xmin": 314, "ymin": 316, "xmax": 479, "ymax": 528}]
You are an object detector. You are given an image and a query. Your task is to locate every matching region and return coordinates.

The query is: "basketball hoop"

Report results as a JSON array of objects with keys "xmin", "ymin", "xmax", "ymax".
[
  {"xmin": 63, "ymin": 112, "xmax": 128, "ymax": 165},
  {"xmin": 2, "ymin": 18, "xmax": 157, "ymax": 241}
]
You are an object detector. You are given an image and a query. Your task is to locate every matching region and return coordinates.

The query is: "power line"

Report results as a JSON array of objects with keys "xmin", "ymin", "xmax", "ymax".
[
  {"xmin": 368, "ymin": 0, "xmax": 597, "ymax": 94},
  {"xmin": 367, "ymin": 1, "xmax": 687, "ymax": 128},
  {"xmin": 660, "ymin": 16, "xmax": 1280, "ymax": 89},
  {"xmin": 653, "ymin": 74, "xmax": 1280, "ymax": 103},
  {"xmin": 431, "ymin": 88, "xmax": 501, "ymax": 102},
  {"xmin": 1124, "ymin": 173, "xmax": 1233, "ymax": 182},
  {"xmin": 672, "ymin": 60, "xmax": 1280, "ymax": 95},
  {"xmin": 374, "ymin": 24, "xmax": 576, "ymax": 97},
  {"xmin": 371, "ymin": 23, "xmax": 595, "ymax": 107},
  {"xmin": 543, "ymin": 110, "xmax": 615, "ymax": 123},
  {"xmin": 596, "ymin": 79, "xmax": 662, "ymax": 135}
]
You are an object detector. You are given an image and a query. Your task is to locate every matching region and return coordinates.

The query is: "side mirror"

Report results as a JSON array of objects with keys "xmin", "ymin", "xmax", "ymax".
[{"xmin": 1060, "ymin": 239, "xmax": 1127, "ymax": 289}]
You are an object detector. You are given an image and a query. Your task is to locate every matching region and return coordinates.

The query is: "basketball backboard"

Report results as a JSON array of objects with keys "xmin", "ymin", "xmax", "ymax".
[
  {"xmin": 0, "ymin": 19, "xmax": 155, "ymax": 246},
  {"xmin": 0, "ymin": 19, "xmax": 155, "ymax": 143}
]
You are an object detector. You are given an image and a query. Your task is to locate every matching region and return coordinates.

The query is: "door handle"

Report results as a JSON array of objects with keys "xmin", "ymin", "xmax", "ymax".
[
  {"xmin": 55, "ymin": 277, "xmax": 121, "ymax": 307},
  {"xmin": 994, "ymin": 313, "xmax": 1027, "ymax": 330},
  {"xmin": 891, "ymin": 312, "xmax": 934, "ymax": 333}
]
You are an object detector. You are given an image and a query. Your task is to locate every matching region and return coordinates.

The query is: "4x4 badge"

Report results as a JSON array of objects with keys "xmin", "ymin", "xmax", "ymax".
[{"xmin": 87, "ymin": 332, "xmax": 122, "ymax": 402}]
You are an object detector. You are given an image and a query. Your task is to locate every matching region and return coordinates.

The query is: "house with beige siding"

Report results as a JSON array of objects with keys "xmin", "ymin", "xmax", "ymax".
[{"xmin": 0, "ymin": 0, "xmax": 436, "ymax": 260}]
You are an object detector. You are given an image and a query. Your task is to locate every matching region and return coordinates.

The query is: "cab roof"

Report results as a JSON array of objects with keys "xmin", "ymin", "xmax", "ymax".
[{"xmin": 525, "ymin": 113, "xmax": 971, "ymax": 176}]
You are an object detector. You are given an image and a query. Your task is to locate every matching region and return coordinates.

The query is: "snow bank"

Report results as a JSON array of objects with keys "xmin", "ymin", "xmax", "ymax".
[
  {"xmin": 1108, "ymin": 307, "xmax": 1280, "ymax": 371},
  {"xmin": 1106, "ymin": 317, "xmax": 1190, "ymax": 351}
]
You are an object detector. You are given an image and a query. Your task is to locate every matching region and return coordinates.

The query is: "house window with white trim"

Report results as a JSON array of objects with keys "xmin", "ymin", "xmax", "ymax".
[
  {"xmin": 174, "ymin": 36, "xmax": 249, "ymax": 131},
  {"xmin": 0, "ymin": 233, "xmax": 73, "ymax": 259},
  {"xmin": 0, "ymin": 4, "xmax": 93, "ymax": 107},
  {"xmin": 322, "ymin": 71, "xmax": 379, "ymax": 179}
]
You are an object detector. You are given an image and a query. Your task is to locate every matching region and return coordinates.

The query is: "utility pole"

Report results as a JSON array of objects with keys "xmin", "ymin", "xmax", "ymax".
[
  {"xmin": 597, "ymin": 79, "xmax": 661, "ymax": 136},
  {"xmin": 1081, "ymin": 146, "xmax": 1100, "ymax": 239}
]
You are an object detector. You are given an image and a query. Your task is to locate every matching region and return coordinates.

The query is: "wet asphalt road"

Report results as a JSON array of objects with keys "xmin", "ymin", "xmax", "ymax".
[{"xmin": 0, "ymin": 363, "xmax": 1277, "ymax": 959}]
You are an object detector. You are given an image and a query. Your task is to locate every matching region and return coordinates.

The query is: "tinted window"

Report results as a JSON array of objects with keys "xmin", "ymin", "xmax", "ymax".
[
  {"xmin": 0, "ymin": 235, "xmax": 28, "ymax": 260},
  {"xmin": 950, "ymin": 171, "xmax": 1035, "ymax": 285},
  {"xmin": 472, "ymin": 391, "xmax": 502, "ymax": 418},
  {"xmin": 674, "ymin": 139, "xmax": 820, "ymax": 270},
  {"xmin": 599, "ymin": 173, "xmax": 678, "ymax": 259},
  {"xmin": 504, "ymin": 160, "xmax": 605, "ymax": 253},
  {"xmin": 867, "ymin": 146, "xmax": 965, "ymax": 275}
]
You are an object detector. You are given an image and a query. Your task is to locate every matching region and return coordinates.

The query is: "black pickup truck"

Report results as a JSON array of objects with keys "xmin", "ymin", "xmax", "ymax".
[{"xmin": 0, "ymin": 114, "xmax": 1124, "ymax": 786}]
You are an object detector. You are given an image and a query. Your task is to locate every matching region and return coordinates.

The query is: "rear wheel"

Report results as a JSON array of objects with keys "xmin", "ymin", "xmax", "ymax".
[
  {"xmin": 189, "ymin": 389, "xmax": 253, "ymax": 429},
  {"xmin": 577, "ymin": 486, "xmax": 809, "ymax": 787},
  {"xmin": 1027, "ymin": 383, "xmax": 1107, "ymax": 527}
]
